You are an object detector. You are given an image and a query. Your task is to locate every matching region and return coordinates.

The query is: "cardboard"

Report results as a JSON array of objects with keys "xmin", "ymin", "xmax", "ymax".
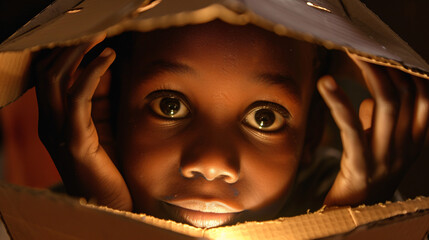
[
  {"xmin": 0, "ymin": 0, "xmax": 428, "ymax": 107},
  {"xmin": 0, "ymin": 182, "xmax": 428, "ymax": 239},
  {"xmin": 1, "ymin": 0, "xmax": 428, "ymax": 239}
]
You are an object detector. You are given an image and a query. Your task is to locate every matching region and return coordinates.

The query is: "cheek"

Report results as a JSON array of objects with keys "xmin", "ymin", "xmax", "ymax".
[
  {"xmin": 238, "ymin": 134, "xmax": 301, "ymax": 209},
  {"xmin": 120, "ymin": 121, "xmax": 183, "ymax": 190},
  {"xmin": 118, "ymin": 114, "xmax": 187, "ymax": 214}
]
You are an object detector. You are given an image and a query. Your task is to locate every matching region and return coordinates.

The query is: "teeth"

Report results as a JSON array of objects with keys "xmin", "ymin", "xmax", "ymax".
[
  {"xmin": 185, "ymin": 216, "xmax": 229, "ymax": 228},
  {"xmin": 163, "ymin": 200, "xmax": 239, "ymax": 228},
  {"xmin": 170, "ymin": 200, "xmax": 240, "ymax": 213}
]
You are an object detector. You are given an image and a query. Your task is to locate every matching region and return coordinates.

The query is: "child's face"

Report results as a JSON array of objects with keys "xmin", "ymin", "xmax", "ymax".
[{"xmin": 116, "ymin": 21, "xmax": 319, "ymax": 228}]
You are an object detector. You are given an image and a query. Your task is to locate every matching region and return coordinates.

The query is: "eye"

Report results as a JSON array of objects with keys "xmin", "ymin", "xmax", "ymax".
[
  {"xmin": 148, "ymin": 92, "xmax": 190, "ymax": 119},
  {"xmin": 242, "ymin": 102, "xmax": 289, "ymax": 132}
]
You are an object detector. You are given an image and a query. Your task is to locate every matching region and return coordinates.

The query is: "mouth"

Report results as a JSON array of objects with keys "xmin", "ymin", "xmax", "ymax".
[{"xmin": 162, "ymin": 200, "xmax": 243, "ymax": 228}]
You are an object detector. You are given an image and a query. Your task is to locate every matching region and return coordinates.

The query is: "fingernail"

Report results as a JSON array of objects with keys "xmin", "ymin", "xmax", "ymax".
[
  {"xmin": 100, "ymin": 48, "xmax": 112, "ymax": 57},
  {"xmin": 323, "ymin": 77, "xmax": 337, "ymax": 91}
]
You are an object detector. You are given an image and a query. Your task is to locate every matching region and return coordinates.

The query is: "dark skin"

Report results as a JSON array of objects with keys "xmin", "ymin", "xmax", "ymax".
[{"xmin": 35, "ymin": 21, "xmax": 429, "ymax": 228}]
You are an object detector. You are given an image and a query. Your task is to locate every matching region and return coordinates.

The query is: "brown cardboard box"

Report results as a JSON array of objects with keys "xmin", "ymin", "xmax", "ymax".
[
  {"xmin": 0, "ymin": 182, "xmax": 428, "ymax": 239},
  {"xmin": 0, "ymin": 0, "xmax": 428, "ymax": 107},
  {"xmin": 0, "ymin": 0, "xmax": 428, "ymax": 239}
]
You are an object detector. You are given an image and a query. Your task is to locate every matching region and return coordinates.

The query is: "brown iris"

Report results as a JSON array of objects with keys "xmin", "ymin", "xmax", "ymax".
[
  {"xmin": 160, "ymin": 97, "xmax": 181, "ymax": 116},
  {"xmin": 254, "ymin": 109, "xmax": 275, "ymax": 128}
]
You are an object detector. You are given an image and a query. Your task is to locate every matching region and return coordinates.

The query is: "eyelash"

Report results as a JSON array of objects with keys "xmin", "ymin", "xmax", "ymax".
[
  {"xmin": 245, "ymin": 101, "xmax": 291, "ymax": 119},
  {"xmin": 241, "ymin": 101, "xmax": 291, "ymax": 133},
  {"xmin": 145, "ymin": 90, "xmax": 192, "ymax": 119},
  {"xmin": 144, "ymin": 90, "xmax": 291, "ymax": 132}
]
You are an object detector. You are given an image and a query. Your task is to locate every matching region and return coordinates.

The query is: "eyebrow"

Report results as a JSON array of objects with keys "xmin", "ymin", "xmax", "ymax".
[
  {"xmin": 139, "ymin": 60, "xmax": 196, "ymax": 78},
  {"xmin": 139, "ymin": 60, "xmax": 301, "ymax": 97},
  {"xmin": 254, "ymin": 73, "xmax": 301, "ymax": 98}
]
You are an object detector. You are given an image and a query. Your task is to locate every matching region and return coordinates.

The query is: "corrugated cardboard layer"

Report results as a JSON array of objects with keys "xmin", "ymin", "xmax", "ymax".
[
  {"xmin": 0, "ymin": 182, "xmax": 428, "ymax": 240},
  {"xmin": 0, "ymin": 51, "xmax": 32, "ymax": 107},
  {"xmin": 0, "ymin": 183, "xmax": 197, "ymax": 240},
  {"xmin": 326, "ymin": 212, "xmax": 429, "ymax": 240}
]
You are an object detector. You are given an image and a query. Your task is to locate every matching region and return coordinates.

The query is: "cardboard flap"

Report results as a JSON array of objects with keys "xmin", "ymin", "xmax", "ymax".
[
  {"xmin": 0, "ymin": 0, "xmax": 428, "ymax": 108},
  {"xmin": 1, "ymin": 0, "xmax": 428, "ymax": 77},
  {"xmin": 0, "ymin": 182, "xmax": 428, "ymax": 239},
  {"xmin": 0, "ymin": 183, "xmax": 200, "ymax": 240},
  {"xmin": 0, "ymin": 0, "xmax": 147, "ymax": 52}
]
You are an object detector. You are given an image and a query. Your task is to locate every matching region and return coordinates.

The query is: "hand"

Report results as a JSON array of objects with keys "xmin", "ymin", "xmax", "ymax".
[
  {"xmin": 317, "ymin": 55, "xmax": 429, "ymax": 206},
  {"xmin": 35, "ymin": 35, "xmax": 132, "ymax": 211}
]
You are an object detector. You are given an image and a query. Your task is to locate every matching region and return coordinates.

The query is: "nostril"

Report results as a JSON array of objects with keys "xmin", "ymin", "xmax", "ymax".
[
  {"xmin": 180, "ymin": 167, "xmax": 195, "ymax": 179},
  {"xmin": 180, "ymin": 166, "xmax": 238, "ymax": 184},
  {"xmin": 223, "ymin": 173, "xmax": 239, "ymax": 184},
  {"xmin": 199, "ymin": 171, "xmax": 238, "ymax": 183}
]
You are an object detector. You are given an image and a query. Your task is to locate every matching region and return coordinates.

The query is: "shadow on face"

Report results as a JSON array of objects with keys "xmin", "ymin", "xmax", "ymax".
[{"xmin": 114, "ymin": 20, "xmax": 320, "ymax": 228}]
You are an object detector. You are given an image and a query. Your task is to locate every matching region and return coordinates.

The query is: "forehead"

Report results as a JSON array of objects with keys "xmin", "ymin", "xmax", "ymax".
[
  {"xmin": 130, "ymin": 20, "xmax": 317, "ymax": 73},
  {"xmin": 119, "ymin": 21, "xmax": 320, "ymax": 126},
  {"xmin": 121, "ymin": 21, "xmax": 319, "ymax": 106}
]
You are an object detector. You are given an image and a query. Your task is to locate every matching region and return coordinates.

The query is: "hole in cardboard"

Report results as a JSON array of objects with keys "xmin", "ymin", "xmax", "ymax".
[
  {"xmin": 306, "ymin": 2, "xmax": 332, "ymax": 13},
  {"xmin": 135, "ymin": 0, "xmax": 162, "ymax": 14},
  {"xmin": 67, "ymin": 7, "xmax": 83, "ymax": 14}
]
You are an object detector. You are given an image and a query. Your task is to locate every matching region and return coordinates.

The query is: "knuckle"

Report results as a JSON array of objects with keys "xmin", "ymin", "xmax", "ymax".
[
  {"xmin": 378, "ymin": 99, "xmax": 399, "ymax": 117},
  {"xmin": 65, "ymin": 89, "xmax": 82, "ymax": 105},
  {"xmin": 42, "ymin": 70, "xmax": 64, "ymax": 87},
  {"xmin": 69, "ymin": 140, "xmax": 100, "ymax": 160}
]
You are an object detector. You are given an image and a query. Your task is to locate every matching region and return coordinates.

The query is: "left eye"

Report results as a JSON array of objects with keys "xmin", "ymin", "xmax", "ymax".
[
  {"xmin": 150, "ymin": 96, "xmax": 190, "ymax": 118},
  {"xmin": 242, "ymin": 105, "xmax": 288, "ymax": 132}
]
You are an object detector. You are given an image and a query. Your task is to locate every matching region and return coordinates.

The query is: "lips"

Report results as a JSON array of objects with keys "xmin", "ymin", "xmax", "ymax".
[{"xmin": 162, "ymin": 200, "xmax": 243, "ymax": 228}]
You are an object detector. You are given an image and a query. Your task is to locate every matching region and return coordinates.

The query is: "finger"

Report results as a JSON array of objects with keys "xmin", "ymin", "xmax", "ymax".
[
  {"xmin": 62, "ymin": 48, "xmax": 129, "ymax": 210},
  {"xmin": 388, "ymin": 69, "xmax": 415, "ymax": 167},
  {"xmin": 66, "ymin": 48, "xmax": 116, "ymax": 148},
  {"xmin": 35, "ymin": 48, "xmax": 70, "ymax": 118},
  {"xmin": 92, "ymin": 71, "xmax": 114, "ymax": 146},
  {"xmin": 36, "ymin": 34, "xmax": 107, "ymax": 131},
  {"xmin": 35, "ymin": 48, "xmax": 65, "ymax": 72},
  {"xmin": 350, "ymin": 57, "xmax": 398, "ymax": 169},
  {"xmin": 91, "ymin": 70, "xmax": 112, "ymax": 123},
  {"xmin": 317, "ymin": 76, "xmax": 367, "ymax": 175},
  {"xmin": 93, "ymin": 69, "xmax": 112, "ymax": 99},
  {"xmin": 359, "ymin": 98, "xmax": 374, "ymax": 131},
  {"xmin": 68, "ymin": 48, "xmax": 115, "ymax": 102},
  {"xmin": 412, "ymin": 77, "xmax": 429, "ymax": 147},
  {"xmin": 42, "ymin": 34, "xmax": 106, "ymax": 109},
  {"xmin": 52, "ymin": 34, "xmax": 106, "ymax": 80}
]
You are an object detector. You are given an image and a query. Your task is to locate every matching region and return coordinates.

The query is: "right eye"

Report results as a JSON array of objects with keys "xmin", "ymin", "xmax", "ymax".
[{"xmin": 149, "ymin": 93, "xmax": 190, "ymax": 119}]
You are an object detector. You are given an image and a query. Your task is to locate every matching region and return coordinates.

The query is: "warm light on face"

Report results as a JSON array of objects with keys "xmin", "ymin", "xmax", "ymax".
[{"xmin": 117, "ymin": 20, "xmax": 318, "ymax": 228}]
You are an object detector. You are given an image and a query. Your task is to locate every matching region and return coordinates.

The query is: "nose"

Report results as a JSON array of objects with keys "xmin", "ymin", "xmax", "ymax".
[
  {"xmin": 180, "ymin": 134, "xmax": 240, "ymax": 184},
  {"xmin": 181, "ymin": 153, "xmax": 239, "ymax": 183}
]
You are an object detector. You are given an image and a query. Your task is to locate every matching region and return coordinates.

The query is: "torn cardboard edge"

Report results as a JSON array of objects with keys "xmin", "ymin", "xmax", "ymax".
[
  {"xmin": 321, "ymin": 212, "xmax": 429, "ymax": 240},
  {"xmin": 0, "ymin": 181, "xmax": 428, "ymax": 239},
  {"xmin": 114, "ymin": 1, "xmax": 429, "ymax": 80},
  {"xmin": 5, "ymin": 0, "xmax": 429, "ymax": 79}
]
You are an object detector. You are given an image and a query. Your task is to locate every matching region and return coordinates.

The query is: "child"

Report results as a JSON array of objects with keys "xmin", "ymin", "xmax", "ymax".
[{"xmin": 34, "ymin": 20, "xmax": 429, "ymax": 228}]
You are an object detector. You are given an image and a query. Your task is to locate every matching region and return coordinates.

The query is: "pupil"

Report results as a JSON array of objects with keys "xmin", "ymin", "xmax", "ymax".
[
  {"xmin": 160, "ymin": 97, "xmax": 180, "ymax": 116},
  {"xmin": 255, "ymin": 109, "xmax": 275, "ymax": 128}
]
